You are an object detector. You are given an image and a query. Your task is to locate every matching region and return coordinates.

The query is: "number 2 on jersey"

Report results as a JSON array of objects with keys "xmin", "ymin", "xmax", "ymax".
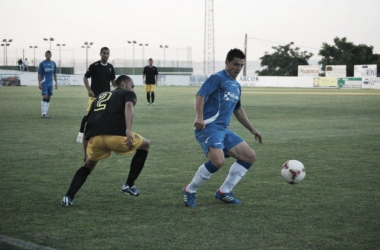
[{"xmin": 94, "ymin": 92, "xmax": 112, "ymax": 111}]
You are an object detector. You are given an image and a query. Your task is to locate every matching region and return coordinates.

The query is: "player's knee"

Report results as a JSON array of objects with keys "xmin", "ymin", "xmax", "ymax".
[
  {"xmin": 139, "ymin": 138, "xmax": 150, "ymax": 151},
  {"xmin": 210, "ymin": 158, "xmax": 225, "ymax": 168},
  {"xmin": 248, "ymin": 151, "xmax": 257, "ymax": 164}
]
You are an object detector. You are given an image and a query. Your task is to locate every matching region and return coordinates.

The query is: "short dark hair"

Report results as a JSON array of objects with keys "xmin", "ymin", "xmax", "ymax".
[
  {"xmin": 115, "ymin": 75, "xmax": 132, "ymax": 87},
  {"xmin": 45, "ymin": 51, "xmax": 52, "ymax": 55},
  {"xmin": 148, "ymin": 58, "xmax": 153, "ymax": 61},
  {"xmin": 100, "ymin": 47, "xmax": 110, "ymax": 53},
  {"xmin": 226, "ymin": 48, "xmax": 245, "ymax": 62}
]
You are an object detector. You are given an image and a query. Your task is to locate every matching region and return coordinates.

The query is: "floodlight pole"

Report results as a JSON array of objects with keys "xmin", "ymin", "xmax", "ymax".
[
  {"xmin": 57, "ymin": 44, "xmax": 66, "ymax": 74},
  {"xmin": 43, "ymin": 38, "xmax": 54, "ymax": 51},
  {"xmin": 2, "ymin": 39, "xmax": 13, "ymax": 66},
  {"xmin": 128, "ymin": 41, "xmax": 137, "ymax": 74},
  {"xmin": 82, "ymin": 42, "xmax": 93, "ymax": 70},
  {"xmin": 160, "ymin": 45, "xmax": 168, "ymax": 67},
  {"xmin": 244, "ymin": 33, "xmax": 247, "ymax": 76},
  {"xmin": 139, "ymin": 43, "xmax": 149, "ymax": 67},
  {"xmin": 29, "ymin": 46, "xmax": 38, "ymax": 67}
]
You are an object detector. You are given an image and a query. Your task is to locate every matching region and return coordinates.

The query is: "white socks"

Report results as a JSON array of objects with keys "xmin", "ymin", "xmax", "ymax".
[
  {"xmin": 219, "ymin": 161, "xmax": 248, "ymax": 193},
  {"xmin": 186, "ymin": 164, "xmax": 213, "ymax": 193},
  {"xmin": 41, "ymin": 101, "xmax": 50, "ymax": 115}
]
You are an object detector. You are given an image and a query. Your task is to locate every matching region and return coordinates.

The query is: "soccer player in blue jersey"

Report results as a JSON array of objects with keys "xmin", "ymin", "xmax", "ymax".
[
  {"xmin": 183, "ymin": 48, "xmax": 263, "ymax": 207},
  {"xmin": 38, "ymin": 51, "xmax": 58, "ymax": 118}
]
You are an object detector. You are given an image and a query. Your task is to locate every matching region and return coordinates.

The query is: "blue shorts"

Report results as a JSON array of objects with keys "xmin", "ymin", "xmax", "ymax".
[
  {"xmin": 195, "ymin": 126, "xmax": 243, "ymax": 156},
  {"xmin": 42, "ymin": 84, "xmax": 53, "ymax": 96}
]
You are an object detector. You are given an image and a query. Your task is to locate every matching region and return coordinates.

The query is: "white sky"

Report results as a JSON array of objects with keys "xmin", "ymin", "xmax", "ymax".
[{"xmin": 1, "ymin": 0, "xmax": 380, "ymax": 69}]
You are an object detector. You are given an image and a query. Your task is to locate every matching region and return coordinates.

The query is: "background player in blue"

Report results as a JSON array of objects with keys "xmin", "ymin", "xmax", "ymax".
[
  {"xmin": 183, "ymin": 48, "xmax": 263, "ymax": 207},
  {"xmin": 38, "ymin": 51, "xmax": 58, "ymax": 118}
]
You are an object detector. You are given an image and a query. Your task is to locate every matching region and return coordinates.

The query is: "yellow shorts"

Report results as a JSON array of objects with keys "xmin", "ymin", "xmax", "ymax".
[
  {"xmin": 145, "ymin": 84, "xmax": 156, "ymax": 92},
  {"xmin": 86, "ymin": 97, "xmax": 96, "ymax": 112},
  {"xmin": 87, "ymin": 133, "xmax": 144, "ymax": 161}
]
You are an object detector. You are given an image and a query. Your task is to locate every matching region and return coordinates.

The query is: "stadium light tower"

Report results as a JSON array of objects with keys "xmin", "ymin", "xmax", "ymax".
[
  {"xmin": 56, "ymin": 44, "xmax": 66, "ymax": 74},
  {"xmin": 128, "ymin": 41, "xmax": 137, "ymax": 74},
  {"xmin": 244, "ymin": 34, "xmax": 247, "ymax": 76},
  {"xmin": 43, "ymin": 38, "xmax": 54, "ymax": 51},
  {"xmin": 29, "ymin": 46, "xmax": 38, "ymax": 67},
  {"xmin": 204, "ymin": 0, "xmax": 215, "ymax": 76},
  {"xmin": 82, "ymin": 42, "xmax": 93, "ymax": 70},
  {"xmin": 160, "ymin": 45, "xmax": 168, "ymax": 67},
  {"xmin": 2, "ymin": 39, "xmax": 13, "ymax": 66},
  {"xmin": 139, "ymin": 43, "xmax": 149, "ymax": 67}
]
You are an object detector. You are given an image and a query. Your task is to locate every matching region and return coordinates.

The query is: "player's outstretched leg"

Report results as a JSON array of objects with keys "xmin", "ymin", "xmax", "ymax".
[
  {"xmin": 61, "ymin": 160, "xmax": 97, "ymax": 206},
  {"xmin": 121, "ymin": 139, "xmax": 150, "ymax": 196},
  {"xmin": 183, "ymin": 161, "xmax": 218, "ymax": 207},
  {"xmin": 216, "ymin": 160, "xmax": 252, "ymax": 205}
]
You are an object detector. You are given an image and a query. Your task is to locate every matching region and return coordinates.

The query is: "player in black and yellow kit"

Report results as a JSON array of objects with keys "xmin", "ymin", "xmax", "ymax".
[
  {"xmin": 142, "ymin": 58, "xmax": 158, "ymax": 105},
  {"xmin": 61, "ymin": 75, "xmax": 150, "ymax": 206},
  {"xmin": 76, "ymin": 47, "xmax": 116, "ymax": 146}
]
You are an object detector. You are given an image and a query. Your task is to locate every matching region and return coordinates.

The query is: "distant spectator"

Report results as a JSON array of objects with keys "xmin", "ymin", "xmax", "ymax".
[
  {"xmin": 23, "ymin": 58, "xmax": 29, "ymax": 71},
  {"xmin": 18, "ymin": 58, "xmax": 23, "ymax": 71}
]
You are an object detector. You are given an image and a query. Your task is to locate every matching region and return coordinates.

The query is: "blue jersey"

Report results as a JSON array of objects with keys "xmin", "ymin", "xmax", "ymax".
[
  {"xmin": 38, "ymin": 60, "xmax": 57, "ymax": 86},
  {"xmin": 197, "ymin": 70, "xmax": 242, "ymax": 128}
]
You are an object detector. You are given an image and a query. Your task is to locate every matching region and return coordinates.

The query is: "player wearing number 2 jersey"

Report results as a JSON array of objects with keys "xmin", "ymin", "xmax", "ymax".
[
  {"xmin": 182, "ymin": 48, "xmax": 263, "ymax": 207},
  {"xmin": 61, "ymin": 75, "xmax": 150, "ymax": 206}
]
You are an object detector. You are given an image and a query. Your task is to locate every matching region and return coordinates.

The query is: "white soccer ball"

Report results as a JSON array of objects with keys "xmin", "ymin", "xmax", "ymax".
[{"xmin": 281, "ymin": 160, "xmax": 306, "ymax": 184}]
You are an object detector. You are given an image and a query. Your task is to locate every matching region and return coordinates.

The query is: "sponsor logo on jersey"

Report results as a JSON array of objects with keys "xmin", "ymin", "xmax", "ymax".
[{"xmin": 223, "ymin": 91, "xmax": 239, "ymax": 102}]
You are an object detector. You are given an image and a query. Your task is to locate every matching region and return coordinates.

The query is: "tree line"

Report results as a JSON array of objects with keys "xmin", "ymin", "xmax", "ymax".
[{"xmin": 255, "ymin": 37, "xmax": 380, "ymax": 77}]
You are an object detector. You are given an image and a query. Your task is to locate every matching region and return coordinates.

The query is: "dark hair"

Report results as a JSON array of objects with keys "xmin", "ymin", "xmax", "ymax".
[
  {"xmin": 226, "ymin": 48, "xmax": 245, "ymax": 62},
  {"xmin": 115, "ymin": 75, "xmax": 132, "ymax": 87},
  {"xmin": 45, "ymin": 51, "xmax": 52, "ymax": 54},
  {"xmin": 100, "ymin": 47, "xmax": 110, "ymax": 53},
  {"xmin": 148, "ymin": 58, "xmax": 153, "ymax": 61}
]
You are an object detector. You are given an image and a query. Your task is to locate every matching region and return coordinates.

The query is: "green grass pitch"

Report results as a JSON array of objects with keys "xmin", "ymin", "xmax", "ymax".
[{"xmin": 0, "ymin": 86, "xmax": 379, "ymax": 250}]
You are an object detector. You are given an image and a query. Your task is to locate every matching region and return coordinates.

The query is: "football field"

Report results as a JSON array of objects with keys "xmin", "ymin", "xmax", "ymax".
[{"xmin": 0, "ymin": 86, "xmax": 379, "ymax": 250}]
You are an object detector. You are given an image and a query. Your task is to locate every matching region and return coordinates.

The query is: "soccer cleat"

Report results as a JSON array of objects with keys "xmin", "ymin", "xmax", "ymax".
[
  {"xmin": 42, "ymin": 114, "xmax": 50, "ymax": 118},
  {"xmin": 151, "ymin": 103, "xmax": 155, "ymax": 106},
  {"xmin": 121, "ymin": 184, "xmax": 140, "ymax": 196},
  {"xmin": 61, "ymin": 196, "xmax": 74, "ymax": 206},
  {"xmin": 214, "ymin": 189, "xmax": 242, "ymax": 204},
  {"xmin": 76, "ymin": 132, "xmax": 83, "ymax": 143},
  {"xmin": 147, "ymin": 102, "xmax": 151, "ymax": 105},
  {"xmin": 182, "ymin": 186, "xmax": 196, "ymax": 207}
]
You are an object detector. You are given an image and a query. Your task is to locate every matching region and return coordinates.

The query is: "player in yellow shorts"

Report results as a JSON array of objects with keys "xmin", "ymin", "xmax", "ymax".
[
  {"xmin": 87, "ymin": 133, "xmax": 144, "ymax": 161},
  {"xmin": 142, "ymin": 58, "xmax": 158, "ymax": 105},
  {"xmin": 61, "ymin": 75, "xmax": 150, "ymax": 206}
]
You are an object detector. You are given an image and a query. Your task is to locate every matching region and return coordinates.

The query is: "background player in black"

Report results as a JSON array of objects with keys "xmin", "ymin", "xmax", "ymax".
[
  {"xmin": 77, "ymin": 47, "xmax": 116, "ymax": 159},
  {"xmin": 61, "ymin": 75, "xmax": 150, "ymax": 206},
  {"xmin": 142, "ymin": 58, "xmax": 158, "ymax": 105}
]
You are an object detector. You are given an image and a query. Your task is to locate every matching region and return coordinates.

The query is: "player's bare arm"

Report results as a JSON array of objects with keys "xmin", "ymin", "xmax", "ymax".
[
  {"xmin": 38, "ymin": 74, "xmax": 42, "ymax": 90},
  {"xmin": 194, "ymin": 95, "xmax": 206, "ymax": 130},
  {"xmin": 233, "ymin": 108, "xmax": 262, "ymax": 144},
  {"xmin": 142, "ymin": 74, "xmax": 145, "ymax": 84},
  {"xmin": 124, "ymin": 101, "xmax": 134, "ymax": 147},
  {"xmin": 111, "ymin": 79, "xmax": 115, "ymax": 88},
  {"xmin": 83, "ymin": 76, "xmax": 95, "ymax": 97},
  {"xmin": 54, "ymin": 74, "xmax": 58, "ymax": 90}
]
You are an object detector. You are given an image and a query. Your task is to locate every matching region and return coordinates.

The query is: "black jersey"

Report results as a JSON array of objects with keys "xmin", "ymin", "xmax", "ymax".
[
  {"xmin": 143, "ymin": 65, "xmax": 158, "ymax": 84},
  {"xmin": 85, "ymin": 88, "xmax": 137, "ymax": 140},
  {"xmin": 84, "ymin": 61, "xmax": 116, "ymax": 96}
]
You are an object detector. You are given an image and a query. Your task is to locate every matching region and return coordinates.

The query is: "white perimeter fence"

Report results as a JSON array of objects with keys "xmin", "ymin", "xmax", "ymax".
[{"xmin": 1, "ymin": 70, "xmax": 379, "ymax": 89}]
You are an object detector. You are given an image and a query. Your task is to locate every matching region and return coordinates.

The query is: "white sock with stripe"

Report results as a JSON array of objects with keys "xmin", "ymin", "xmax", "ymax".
[
  {"xmin": 186, "ymin": 164, "xmax": 213, "ymax": 193},
  {"xmin": 45, "ymin": 102, "xmax": 50, "ymax": 115},
  {"xmin": 219, "ymin": 161, "xmax": 249, "ymax": 193}
]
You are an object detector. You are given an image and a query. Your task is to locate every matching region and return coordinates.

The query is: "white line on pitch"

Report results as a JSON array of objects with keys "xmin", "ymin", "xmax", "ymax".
[{"xmin": 0, "ymin": 234, "xmax": 58, "ymax": 250}]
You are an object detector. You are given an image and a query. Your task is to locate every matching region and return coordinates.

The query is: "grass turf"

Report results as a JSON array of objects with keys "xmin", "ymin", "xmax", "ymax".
[{"xmin": 0, "ymin": 86, "xmax": 379, "ymax": 249}]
